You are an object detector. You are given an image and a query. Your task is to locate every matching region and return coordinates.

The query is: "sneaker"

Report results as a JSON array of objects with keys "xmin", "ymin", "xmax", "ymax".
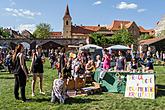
[
  {"xmin": 32, "ymin": 93, "xmax": 35, "ymax": 97},
  {"xmin": 40, "ymin": 91, "xmax": 45, "ymax": 95},
  {"xmin": 22, "ymin": 99, "xmax": 31, "ymax": 103}
]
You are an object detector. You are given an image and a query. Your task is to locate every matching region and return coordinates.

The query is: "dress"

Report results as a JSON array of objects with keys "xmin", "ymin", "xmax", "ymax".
[
  {"xmin": 103, "ymin": 54, "xmax": 110, "ymax": 69},
  {"xmin": 32, "ymin": 53, "xmax": 44, "ymax": 73},
  {"xmin": 116, "ymin": 56, "xmax": 125, "ymax": 70}
]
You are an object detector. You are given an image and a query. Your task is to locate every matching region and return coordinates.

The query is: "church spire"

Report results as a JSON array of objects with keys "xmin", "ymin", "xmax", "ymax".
[{"xmin": 63, "ymin": 4, "xmax": 72, "ymax": 19}]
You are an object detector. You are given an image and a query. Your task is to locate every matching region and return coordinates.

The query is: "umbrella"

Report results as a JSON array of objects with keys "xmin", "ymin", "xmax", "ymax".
[{"xmin": 79, "ymin": 44, "xmax": 103, "ymax": 50}]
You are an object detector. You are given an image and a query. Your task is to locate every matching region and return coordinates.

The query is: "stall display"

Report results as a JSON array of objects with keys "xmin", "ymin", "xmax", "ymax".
[
  {"xmin": 79, "ymin": 44, "xmax": 103, "ymax": 60},
  {"xmin": 94, "ymin": 68, "xmax": 155, "ymax": 97}
]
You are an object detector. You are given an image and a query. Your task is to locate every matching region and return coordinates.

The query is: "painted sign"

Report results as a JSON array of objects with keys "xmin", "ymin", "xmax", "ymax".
[{"xmin": 125, "ymin": 74, "xmax": 155, "ymax": 99}]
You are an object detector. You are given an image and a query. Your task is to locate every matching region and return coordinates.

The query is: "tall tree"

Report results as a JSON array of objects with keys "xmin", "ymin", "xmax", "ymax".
[
  {"xmin": 139, "ymin": 34, "xmax": 154, "ymax": 40},
  {"xmin": 90, "ymin": 33, "xmax": 109, "ymax": 46},
  {"xmin": 33, "ymin": 23, "xmax": 52, "ymax": 39},
  {"xmin": 111, "ymin": 29, "xmax": 134, "ymax": 45}
]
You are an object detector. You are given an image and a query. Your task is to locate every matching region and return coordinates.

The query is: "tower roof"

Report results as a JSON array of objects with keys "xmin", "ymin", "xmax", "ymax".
[{"xmin": 63, "ymin": 4, "xmax": 72, "ymax": 19}]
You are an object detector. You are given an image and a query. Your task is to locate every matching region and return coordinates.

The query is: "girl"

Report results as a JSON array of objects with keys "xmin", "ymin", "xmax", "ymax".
[
  {"xmin": 30, "ymin": 45, "xmax": 45, "ymax": 97},
  {"xmin": 13, "ymin": 44, "xmax": 28, "ymax": 102}
]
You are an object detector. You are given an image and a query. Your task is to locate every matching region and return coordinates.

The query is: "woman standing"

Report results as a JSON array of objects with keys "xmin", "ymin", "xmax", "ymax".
[
  {"xmin": 13, "ymin": 44, "xmax": 28, "ymax": 102},
  {"xmin": 30, "ymin": 45, "xmax": 45, "ymax": 97},
  {"xmin": 116, "ymin": 51, "xmax": 126, "ymax": 71},
  {"xmin": 102, "ymin": 49, "xmax": 111, "ymax": 70}
]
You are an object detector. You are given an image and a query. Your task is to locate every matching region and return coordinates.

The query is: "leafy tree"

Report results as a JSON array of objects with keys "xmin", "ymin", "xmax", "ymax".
[
  {"xmin": 0, "ymin": 27, "xmax": 10, "ymax": 38},
  {"xmin": 33, "ymin": 23, "xmax": 52, "ymax": 39},
  {"xmin": 90, "ymin": 33, "xmax": 109, "ymax": 46},
  {"xmin": 111, "ymin": 29, "xmax": 134, "ymax": 45},
  {"xmin": 139, "ymin": 34, "xmax": 154, "ymax": 40},
  {"xmin": 159, "ymin": 30, "xmax": 165, "ymax": 37}
]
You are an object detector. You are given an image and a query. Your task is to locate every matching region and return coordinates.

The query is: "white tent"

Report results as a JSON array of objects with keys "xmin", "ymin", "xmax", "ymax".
[
  {"xmin": 79, "ymin": 44, "xmax": 103, "ymax": 61},
  {"xmin": 0, "ymin": 46, "xmax": 7, "ymax": 49},
  {"xmin": 21, "ymin": 42, "xmax": 30, "ymax": 49},
  {"xmin": 107, "ymin": 45, "xmax": 131, "ymax": 50},
  {"xmin": 79, "ymin": 44, "xmax": 103, "ymax": 50}
]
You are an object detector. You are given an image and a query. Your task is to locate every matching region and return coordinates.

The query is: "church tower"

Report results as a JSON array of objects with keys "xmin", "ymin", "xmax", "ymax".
[{"xmin": 63, "ymin": 4, "xmax": 72, "ymax": 38}]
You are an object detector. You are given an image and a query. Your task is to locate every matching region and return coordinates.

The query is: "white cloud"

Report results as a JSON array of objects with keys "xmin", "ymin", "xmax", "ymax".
[
  {"xmin": 93, "ymin": 1, "xmax": 102, "ymax": 5},
  {"xmin": 9, "ymin": 0, "xmax": 16, "ymax": 7},
  {"xmin": 116, "ymin": 2, "xmax": 138, "ymax": 9},
  {"xmin": 137, "ymin": 8, "xmax": 147, "ymax": 13},
  {"xmin": 17, "ymin": 24, "xmax": 36, "ymax": 33},
  {"xmin": 5, "ymin": 8, "xmax": 41, "ymax": 19}
]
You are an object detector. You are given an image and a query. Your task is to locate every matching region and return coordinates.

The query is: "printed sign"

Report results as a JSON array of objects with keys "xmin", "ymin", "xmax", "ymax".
[{"xmin": 125, "ymin": 74, "xmax": 155, "ymax": 99}]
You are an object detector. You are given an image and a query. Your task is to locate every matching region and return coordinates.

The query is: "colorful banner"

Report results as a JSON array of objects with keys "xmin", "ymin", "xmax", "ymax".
[{"xmin": 125, "ymin": 74, "xmax": 155, "ymax": 99}]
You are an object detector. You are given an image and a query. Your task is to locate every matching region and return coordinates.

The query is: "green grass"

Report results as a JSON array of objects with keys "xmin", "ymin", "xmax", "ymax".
[{"xmin": 0, "ymin": 59, "xmax": 165, "ymax": 110}]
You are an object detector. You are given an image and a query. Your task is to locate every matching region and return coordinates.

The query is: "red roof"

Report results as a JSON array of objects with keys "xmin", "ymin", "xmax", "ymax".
[
  {"xmin": 139, "ymin": 26, "xmax": 155, "ymax": 35},
  {"xmin": 71, "ymin": 25, "xmax": 100, "ymax": 34},
  {"xmin": 139, "ymin": 26, "xmax": 149, "ymax": 33},
  {"xmin": 140, "ymin": 37, "xmax": 165, "ymax": 45},
  {"xmin": 50, "ymin": 32, "xmax": 62, "ymax": 37},
  {"xmin": 107, "ymin": 20, "xmax": 131, "ymax": 30}
]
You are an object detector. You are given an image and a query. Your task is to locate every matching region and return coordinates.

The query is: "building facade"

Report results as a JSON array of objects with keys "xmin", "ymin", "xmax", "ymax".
[{"xmin": 51, "ymin": 4, "xmax": 155, "ymax": 39}]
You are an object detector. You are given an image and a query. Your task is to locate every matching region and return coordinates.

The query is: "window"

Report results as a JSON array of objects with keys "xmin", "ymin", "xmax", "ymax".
[{"xmin": 66, "ymin": 21, "xmax": 68, "ymax": 25}]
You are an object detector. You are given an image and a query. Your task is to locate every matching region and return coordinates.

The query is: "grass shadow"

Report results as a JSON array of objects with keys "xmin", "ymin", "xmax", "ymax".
[
  {"xmin": 65, "ymin": 97, "xmax": 102, "ymax": 104},
  {"xmin": 0, "ymin": 72, "xmax": 11, "ymax": 75},
  {"xmin": 156, "ymin": 84, "xmax": 165, "ymax": 97},
  {"xmin": 0, "ymin": 76, "xmax": 14, "ymax": 79},
  {"xmin": 32, "ymin": 97, "xmax": 51, "ymax": 102}
]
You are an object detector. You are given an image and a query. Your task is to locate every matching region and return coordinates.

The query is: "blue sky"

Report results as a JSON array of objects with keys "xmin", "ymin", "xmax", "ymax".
[{"xmin": 0, "ymin": 0, "xmax": 165, "ymax": 32}]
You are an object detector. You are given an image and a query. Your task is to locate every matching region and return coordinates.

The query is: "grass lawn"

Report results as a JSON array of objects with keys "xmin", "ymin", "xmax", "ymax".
[{"xmin": 0, "ymin": 59, "xmax": 165, "ymax": 110}]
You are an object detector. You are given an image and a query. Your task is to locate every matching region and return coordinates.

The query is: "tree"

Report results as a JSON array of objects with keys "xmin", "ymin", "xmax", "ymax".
[
  {"xmin": 158, "ymin": 30, "xmax": 165, "ymax": 37},
  {"xmin": 111, "ymin": 29, "xmax": 134, "ymax": 45},
  {"xmin": 33, "ymin": 23, "xmax": 52, "ymax": 39},
  {"xmin": 90, "ymin": 33, "xmax": 109, "ymax": 46},
  {"xmin": 0, "ymin": 27, "xmax": 10, "ymax": 38},
  {"xmin": 139, "ymin": 34, "xmax": 154, "ymax": 40}
]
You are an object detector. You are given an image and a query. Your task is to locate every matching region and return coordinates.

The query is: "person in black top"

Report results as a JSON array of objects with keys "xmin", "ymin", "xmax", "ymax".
[
  {"xmin": 58, "ymin": 48, "xmax": 66, "ymax": 78},
  {"xmin": 30, "ymin": 45, "xmax": 45, "ymax": 97},
  {"xmin": 49, "ymin": 49, "xmax": 56, "ymax": 69},
  {"xmin": 145, "ymin": 57, "xmax": 154, "ymax": 73},
  {"xmin": 12, "ymin": 44, "xmax": 29, "ymax": 102}
]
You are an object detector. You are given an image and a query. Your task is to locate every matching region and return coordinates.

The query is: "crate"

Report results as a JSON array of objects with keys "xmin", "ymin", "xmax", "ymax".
[{"xmin": 67, "ymin": 78, "xmax": 85, "ymax": 90}]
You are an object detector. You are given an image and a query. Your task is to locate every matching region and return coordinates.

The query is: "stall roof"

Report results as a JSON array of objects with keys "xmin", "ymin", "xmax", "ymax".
[
  {"xmin": 79, "ymin": 44, "xmax": 103, "ymax": 50},
  {"xmin": 107, "ymin": 45, "xmax": 131, "ymax": 50}
]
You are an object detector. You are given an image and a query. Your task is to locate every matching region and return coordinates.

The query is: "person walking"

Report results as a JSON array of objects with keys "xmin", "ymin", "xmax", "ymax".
[
  {"xmin": 12, "ymin": 44, "xmax": 29, "ymax": 102},
  {"xmin": 30, "ymin": 45, "xmax": 45, "ymax": 97}
]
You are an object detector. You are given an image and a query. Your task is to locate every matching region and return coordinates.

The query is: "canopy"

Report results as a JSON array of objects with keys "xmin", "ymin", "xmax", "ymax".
[
  {"xmin": 107, "ymin": 45, "xmax": 131, "ymax": 50},
  {"xmin": 79, "ymin": 44, "xmax": 103, "ymax": 50},
  {"xmin": 21, "ymin": 42, "xmax": 30, "ymax": 49},
  {"xmin": 0, "ymin": 46, "xmax": 8, "ymax": 49}
]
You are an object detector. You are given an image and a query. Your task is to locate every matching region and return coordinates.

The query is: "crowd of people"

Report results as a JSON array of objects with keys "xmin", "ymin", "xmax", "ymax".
[{"xmin": 0, "ymin": 44, "xmax": 165, "ymax": 103}]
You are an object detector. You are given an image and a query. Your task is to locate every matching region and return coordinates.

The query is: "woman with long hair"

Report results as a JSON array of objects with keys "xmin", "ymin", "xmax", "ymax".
[
  {"xmin": 13, "ymin": 44, "xmax": 28, "ymax": 102},
  {"xmin": 30, "ymin": 45, "xmax": 45, "ymax": 97}
]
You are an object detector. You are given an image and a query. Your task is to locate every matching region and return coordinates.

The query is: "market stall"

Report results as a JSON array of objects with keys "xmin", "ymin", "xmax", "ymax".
[
  {"xmin": 106, "ymin": 45, "xmax": 131, "ymax": 53},
  {"xmin": 79, "ymin": 44, "xmax": 103, "ymax": 60},
  {"xmin": 94, "ymin": 68, "xmax": 156, "ymax": 99}
]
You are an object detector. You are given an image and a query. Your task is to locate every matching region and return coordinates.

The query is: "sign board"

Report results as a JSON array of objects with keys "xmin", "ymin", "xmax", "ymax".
[{"xmin": 125, "ymin": 74, "xmax": 155, "ymax": 99}]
